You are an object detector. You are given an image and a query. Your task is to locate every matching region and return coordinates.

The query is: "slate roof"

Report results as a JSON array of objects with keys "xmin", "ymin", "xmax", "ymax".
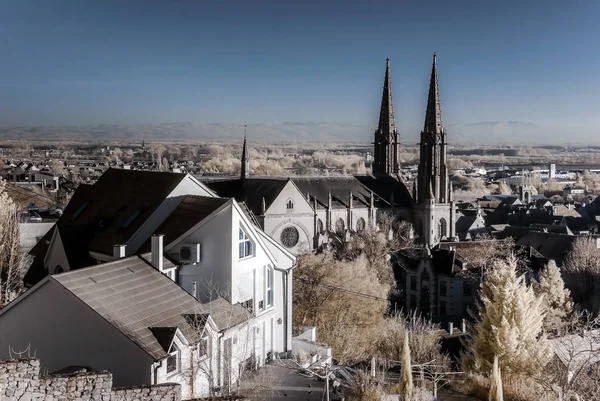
[
  {"xmin": 205, "ymin": 178, "xmax": 288, "ymax": 216},
  {"xmin": 205, "ymin": 175, "xmax": 412, "ymax": 214},
  {"xmin": 52, "ymin": 256, "xmax": 251, "ymax": 361},
  {"xmin": 515, "ymin": 232, "xmax": 577, "ymax": 266},
  {"xmin": 138, "ymin": 195, "xmax": 228, "ymax": 253},
  {"xmin": 61, "ymin": 169, "xmax": 187, "ymax": 256}
]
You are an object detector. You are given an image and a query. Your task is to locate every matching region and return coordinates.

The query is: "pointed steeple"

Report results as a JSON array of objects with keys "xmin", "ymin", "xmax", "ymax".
[
  {"xmin": 423, "ymin": 53, "xmax": 443, "ymax": 135},
  {"xmin": 240, "ymin": 125, "xmax": 249, "ymax": 180},
  {"xmin": 373, "ymin": 58, "xmax": 400, "ymax": 175},
  {"xmin": 377, "ymin": 58, "xmax": 397, "ymax": 139}
]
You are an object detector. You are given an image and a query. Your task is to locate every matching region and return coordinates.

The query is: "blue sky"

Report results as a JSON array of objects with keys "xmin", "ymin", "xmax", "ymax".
[{"xmin": 0, "ymin": 0, "xmax": 598, "ymax": 138}]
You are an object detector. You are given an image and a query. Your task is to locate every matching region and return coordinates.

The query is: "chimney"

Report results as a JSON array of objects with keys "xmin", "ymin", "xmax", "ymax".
[
  {"xmin": 151, "ymin": 234, "xmax": 164, "ymax": 271},
  {"xmin": 113, "ymin": 244, "xmax": 126, "ymax": 259},
  {"xmin": 461, "ymin": 318, "xmax": 467, "ymax": 334},
  {"xmin": 448, "ymin": 322, "xmax": 454, "ymax": 335}
]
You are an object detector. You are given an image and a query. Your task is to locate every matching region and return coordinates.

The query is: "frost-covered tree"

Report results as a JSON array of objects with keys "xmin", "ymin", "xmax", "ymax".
[
  {"xmin": 464, "ymin": 256, "xmax": 552, "ymax": 375},
  {"xmin": 400, "ymin": 331, "xmax": 413, "ymax": 401},
  {"xmin": 489, "ymin": 355, "xmax": 504, "ymax": 401},
  {"xmin": 534, "ymin": 260, "xmax": 573, "ymax": 332}
]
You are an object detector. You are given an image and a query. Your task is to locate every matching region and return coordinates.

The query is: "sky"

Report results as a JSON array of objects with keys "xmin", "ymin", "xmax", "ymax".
[{"xmin": 0, "ymin": 0, "xmax": 599, "ymax": 140}]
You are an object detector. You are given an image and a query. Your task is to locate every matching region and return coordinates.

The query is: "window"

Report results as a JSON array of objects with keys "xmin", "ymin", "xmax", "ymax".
[
  {"xmin": 121, "ymin": 208, "xmax": 143, "ymax": 229},
  {"xmin": 410, "ymin": 275, "xmax": 417, "ymax": 291},
  {"xmin": 335, "ymin": 218, "xmax": 345, "ymax": 235},
  {"xmin": 463, "ymin": 281, "xmax": 472, "ymax": 296},
  {"xmin": 440, "ymin": 280, "xmax": 447, "ymax": 296},
  {"xmin": 280, "ymin": 226, "xmax": 299, "ymax": 248},
  {"xmin": 317, "ymin": 219, "xmax": 324, "ymax": 234},
  {"xmin": 167, "ymin": 344, "xmax": 179, "ymax": 374},
  {"xmin": 72, "ymin": 201, "xmax": 90, "ymax": 220},
  {"xmin": 238, "ymin": 228, "xmax": 253, "ymax": 259},
  {"xmin": 410, "ymin": 294, "xmax": 417, "ymax": 309},
  {"xmin": 54, "ymin": 265, "xmax": 64, "ymax": 274},
  {"xmin": 198, "ymin": 337, "xmax": 209, "ymax": 358},
  {"xmin": 356, "ymin": 217, "xmax": 366, "ymax": 232},
  {"xmin": 286, "ymin": 199, "xmax": 294, "ymax": 210},
  {"xmin": 266, "ymin": 267, "xmax": 273, "ymax": 307},
  {"xmin": 258, "ymin": 300, "xmax": 264, "ymax": 310},
  {"xmin": 439, "ymin": 300, "xmax": 447, "ymax": 316}
]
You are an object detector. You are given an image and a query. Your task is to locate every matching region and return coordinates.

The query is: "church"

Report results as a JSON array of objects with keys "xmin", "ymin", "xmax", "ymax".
[{"xmin": 205, "ymin": 55, "xmax": 456, "ymax": 254}]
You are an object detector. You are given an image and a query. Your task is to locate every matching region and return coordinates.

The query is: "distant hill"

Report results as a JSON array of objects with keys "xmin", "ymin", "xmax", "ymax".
[{"xmin": 0, "ymin": 120, "xmax": 574, "ymax": 144}]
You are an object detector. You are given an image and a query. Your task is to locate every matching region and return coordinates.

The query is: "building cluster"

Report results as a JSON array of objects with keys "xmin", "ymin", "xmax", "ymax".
[{"xmin": 2, "ymin": 54, "xmax": 598, "ymax": 399}]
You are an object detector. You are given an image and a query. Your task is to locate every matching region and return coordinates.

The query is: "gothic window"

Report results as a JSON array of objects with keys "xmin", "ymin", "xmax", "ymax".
[
  {"xmin": 438, "ymin": 218, "xmax": 448, "ymax": 240},
  {"xmin": 280, "ymin": 226, "xmax": 299, "ymax": 248},
  {"xmin": 317, "ymin": 219, "xmax": 324, "ymax": 234},
  {"xmin": 356, "ymin": 217, "xmax": 366, "ymax": 232},
  {"xmin": 335, "ymin": 218, "xmax": 345, "ymax": 235},
  {"xmin": 286, "ymin": 199, "xmax": 294, "ymax": 211}
]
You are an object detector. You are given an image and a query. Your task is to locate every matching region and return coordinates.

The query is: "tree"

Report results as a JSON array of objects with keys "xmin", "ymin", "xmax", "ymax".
[
  {"xmin": 400, "ymin": 331, "xmax": 413, "ymax": 401},
  {"xmin": 464, "ymin": 256, "xmax": 551, "ymax": 375},
  {"xmin": 0, "ymin": 182, "xmax": 22, "ymax": 307},
  {"xmin": 293, "ymin": 251, "xmax": 391, "ymax": 363},
  {"xmin": 533, "ymin": 260, "xmax": 573, "ymax": 333},
  {"xmin": 489, "ymin": 355, "xmax": 504, "ymax": 401},
  {"xmin": 563, "ymin": 236, "xmax": 600, "ymax": 312}
]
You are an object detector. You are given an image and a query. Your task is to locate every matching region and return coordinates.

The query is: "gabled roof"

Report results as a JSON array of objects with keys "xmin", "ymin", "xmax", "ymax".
[
  {"xmin": 51, "ymin": 256, "xmax": 251, "ymax": 361},
  {"xmin": 138, "ymin": 195, "xmax": 228, "ymax": 253},
  {"xmin": 55, "ymin": 168, "xmax": 188, "ymax": 256},
  {"xmin": 150, "ymin": 327, "xmax": 178, "ymax": 353},
  {"xmin": 205, "ymin": 178, "xmax": 288, "ymax": 216},
  {"xmin": 515, "ymin": 232, "xmax": 577, "ymax": 266}
]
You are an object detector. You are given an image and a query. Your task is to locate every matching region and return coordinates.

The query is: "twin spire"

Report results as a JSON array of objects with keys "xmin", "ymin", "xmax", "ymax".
[
  {"xmin": 423, "ymin": 53, "xmax": 443, "ymax": 135},
  {"xmin": 240, "ymin": 125, "xmax": 249, "ymax": 180},
  {"xmin": 377, "ymin": 58, "xmax": 397, "ymax": 142}
]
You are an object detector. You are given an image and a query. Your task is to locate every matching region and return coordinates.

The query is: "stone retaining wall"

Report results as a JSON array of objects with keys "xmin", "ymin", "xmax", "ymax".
[{"xmin": 0, "ymin": 359, "xmax": 181, "ymax": 401}]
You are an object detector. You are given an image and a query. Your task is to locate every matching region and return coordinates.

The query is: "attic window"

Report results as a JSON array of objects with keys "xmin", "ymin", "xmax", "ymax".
[
  {"xmin": 121, "ymin": 209, "xmax": 142, "ymax": 228},
  {"xmin": 286, "ymin": 200, "xmax": 294, "ymax": 210},
  {"xmin": 167, "ymin": 344, "xmax": 179, "ymax": 374},
  {"xmin": 239, "ymin": 228, "xmax": 254, "ymax": 259},
  {"xmin": 72, "ymin": 201, "xmax": 90, "ymax": 220}
]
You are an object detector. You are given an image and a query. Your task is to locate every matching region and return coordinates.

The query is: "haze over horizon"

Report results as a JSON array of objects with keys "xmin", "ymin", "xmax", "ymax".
[{"xmin": 1, "ymin": 0, "xmax": 599, "ymax": 143}]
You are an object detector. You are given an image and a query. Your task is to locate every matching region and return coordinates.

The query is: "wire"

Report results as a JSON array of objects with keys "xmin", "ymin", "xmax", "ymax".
[{"xmin": 295, "ymin": 277, "xmax": 389, "ymax": 302}]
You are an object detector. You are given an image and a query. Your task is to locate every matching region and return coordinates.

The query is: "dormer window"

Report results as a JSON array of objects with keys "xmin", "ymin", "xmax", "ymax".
[
  {"xmin": 239, "ymin": 228, "xmax": 254, "ymax": 259},
  {"xmin": 167, "ymin": 344, "xmax": 179, "ymax": 374},
  {"xmin": 286, "ymin": 199, "xmax": 294, "ymax": 210}
]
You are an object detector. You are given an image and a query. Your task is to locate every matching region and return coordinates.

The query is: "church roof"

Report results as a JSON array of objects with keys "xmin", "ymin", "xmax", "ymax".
[{"xmin": 205, "ymin": 178, "xmax": 288, "ymax": 216}]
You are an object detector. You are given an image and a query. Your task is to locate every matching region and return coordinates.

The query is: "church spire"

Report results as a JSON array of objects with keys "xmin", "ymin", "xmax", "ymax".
[
  {"xmin": 377, "ymin": 58, "xmax": 397, "ymax": 139},
  {"xmin": 372, "ymin": 58, "xmax": 400, "ymax": 175},
  {"xmin": 423, "ymin": 53, "xmax": 443, "ymax": 135},
  {"xmin": 241, "ymin": 125, "xmax": 249, "ymax": 180}
]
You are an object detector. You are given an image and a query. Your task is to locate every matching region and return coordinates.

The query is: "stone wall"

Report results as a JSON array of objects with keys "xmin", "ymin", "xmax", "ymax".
[{"xmin": 0, "ymin": 359, "xmax": 181, "ymax": 401}]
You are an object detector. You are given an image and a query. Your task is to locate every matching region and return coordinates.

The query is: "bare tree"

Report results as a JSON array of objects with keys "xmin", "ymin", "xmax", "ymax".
[
  {"xmin": 293, "ymin": 251, "xmax": 391, "ymax": 364},
  {"xmin": 563, "ymin": 236, "xmax": 600, "ymax": 312},
  {"xmin": 0, "ymin": 182, "xmax": 23, "ymax": 307},
  {"xmin": 532, "ymin": 312, "xmax": 600, "ymax": 401}
]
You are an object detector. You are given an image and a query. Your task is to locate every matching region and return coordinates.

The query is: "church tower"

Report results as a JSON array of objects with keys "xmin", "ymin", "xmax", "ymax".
[
  {"xmin": 415, "ymin": 54, "xmax": 455, "ymax": 247},
  {"xmin": 372, "ymin": 59, "xmax": 400, "ymax": 175}
]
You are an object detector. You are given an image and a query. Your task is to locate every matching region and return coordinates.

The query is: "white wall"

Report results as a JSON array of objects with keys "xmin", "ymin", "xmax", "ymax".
[
  {"xmin": 263, "ymin": 181, "xmax": 315, "ymax": 254},
  {"xmin": 0, "ymin": 280, "xmax": 153, "ymax": 386},
  {"xmin": 19, "ymin": 222, "xmax": 54, "ymax": 252}
]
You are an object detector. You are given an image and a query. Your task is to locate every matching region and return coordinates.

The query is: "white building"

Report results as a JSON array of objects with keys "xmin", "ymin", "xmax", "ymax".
[{"xmin": 18, "ymin": 168, "xmax": 296, "ymax": 398}]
